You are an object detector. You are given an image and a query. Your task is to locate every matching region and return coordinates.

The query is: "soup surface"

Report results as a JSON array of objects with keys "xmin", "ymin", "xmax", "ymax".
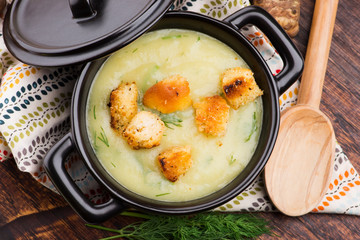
[{"xmin": 86, "ymin": 29, "xmax": 262, "ymax": 201}]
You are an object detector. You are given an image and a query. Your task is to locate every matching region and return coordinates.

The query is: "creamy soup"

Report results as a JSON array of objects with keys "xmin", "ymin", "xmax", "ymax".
[{"xmin": 86, "ymin": 29, "xmax": 262, "ymax": 202}]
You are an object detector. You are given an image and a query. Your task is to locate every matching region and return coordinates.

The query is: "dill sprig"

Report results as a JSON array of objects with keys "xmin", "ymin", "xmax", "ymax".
[
  {"xmin": 97, "ymin": 127, "xmax": 110, "ymax": 147},
  {"xmin": 162, "ymin": 35, "xmax": 182, "ymax": 40},
  {"xmin": 245, "ymin": 112, "xmax": 258, "ymax": 142},
  {"xmin": 160, "ymin": 114, "xmax": 183, "ymax": 130},
  {"xmin": 86, "ymin": 211, "xmax": 273, "ymax": 240},
  {"xmin": 229, "ymin": 154, "xmax": 237, "ymax": 165},
  {"xmin": 155, "ymin": 192, "xmax": 170, "ymax": 197}
]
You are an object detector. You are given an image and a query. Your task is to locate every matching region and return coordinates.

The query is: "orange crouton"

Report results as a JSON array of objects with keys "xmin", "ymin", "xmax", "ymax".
[
  {"xmin": 158, "ymin": 145, "xmax": 192, "ymax": 182},
  {"xmin": 221, "ymin": 67, "xmax": 263, "ymax": 109},
  {"xmin": 193, "ymin": 95, "xmax": 230, "ymax": 137},
  {"xmin": 143, "ymin": 75, "xmax": 192, "ymax": 114},
  {"xmin": 109, "ymin": 82, "xmax": 138, "ymax": 133},
  {"xmin": 123, "ymin": 111, "xmax": 165, "ymax": 150}
]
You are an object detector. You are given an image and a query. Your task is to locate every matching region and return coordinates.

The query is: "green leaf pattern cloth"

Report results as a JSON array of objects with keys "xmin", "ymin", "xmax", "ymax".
[{"xmin": 0, "ymin": 0, "xmax": 359, "ymax": 215}]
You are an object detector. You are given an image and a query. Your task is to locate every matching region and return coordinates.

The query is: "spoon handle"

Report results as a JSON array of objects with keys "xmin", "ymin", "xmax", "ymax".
[{"xmin": 297, "ymin": 0, "xmax": 338, "ymax": 108}]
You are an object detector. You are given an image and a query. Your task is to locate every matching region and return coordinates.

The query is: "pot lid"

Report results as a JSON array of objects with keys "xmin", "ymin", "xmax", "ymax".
[{"xmin": 3, "ymin": 0, "xmax": 173, "ymax": 67}]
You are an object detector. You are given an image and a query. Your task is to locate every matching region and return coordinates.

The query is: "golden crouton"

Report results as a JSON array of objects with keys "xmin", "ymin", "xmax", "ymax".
[
  {"xmin": 109, "ymin": 82, "xmax": 138, "ymax": 134},
  {"xmin": 193, "ymin": 95, "xmax": 230, "ymax": 137},
  {"xmin": 158, "ymin": 145, "xmax": 192, "ymax": 182},
  {"xmin": 220, "ymin": 67, "xmax": 263, "ymax": 109},
  {"xmin": 143, "ymin": 75, "xmax": 192, "ymax": 114},
  {"xmin": 123, "ymin": 111, "xmax": 165, "ymax": 150}
]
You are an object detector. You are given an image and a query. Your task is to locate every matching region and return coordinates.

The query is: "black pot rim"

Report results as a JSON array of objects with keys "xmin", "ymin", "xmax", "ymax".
[
  {"xmin": 71, "ymin": 11, "xmax": 280, "ymax": 214},
  {"xmin": 44, "ymin": 7, "xmax": 303, "ymax": 223}
]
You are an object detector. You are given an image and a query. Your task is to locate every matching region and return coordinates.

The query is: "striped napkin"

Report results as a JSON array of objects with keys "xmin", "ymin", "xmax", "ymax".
[{"xmin": 0, "ymin": 0, "xmax": 359, "ymax": 215}]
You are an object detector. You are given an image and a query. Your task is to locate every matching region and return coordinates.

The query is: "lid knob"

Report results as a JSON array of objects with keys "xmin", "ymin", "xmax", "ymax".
[{"xmin": 69, "ymin": 0, "xmax": 96, "ymax": 19}]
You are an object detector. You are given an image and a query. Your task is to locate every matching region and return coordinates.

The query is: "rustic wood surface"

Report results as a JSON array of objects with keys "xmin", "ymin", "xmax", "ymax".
[{"xmin": 0, "ymin": 0, "xmax": 359, "ymax": 239}]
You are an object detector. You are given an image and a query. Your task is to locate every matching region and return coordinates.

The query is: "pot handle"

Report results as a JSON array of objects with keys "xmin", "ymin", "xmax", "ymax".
[
  {"xmin": 225, "ymin": 6, "xmax": 303, "ymax": 94},
  {"xmin": 44, "ymin": 132, "xmax": 125, "ymax": 223}
]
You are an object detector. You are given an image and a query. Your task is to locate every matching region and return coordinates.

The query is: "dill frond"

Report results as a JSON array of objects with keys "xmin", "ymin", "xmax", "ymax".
[{"xmin": 87, "ymin": 211, "xmax": 273, "ymax": 240}]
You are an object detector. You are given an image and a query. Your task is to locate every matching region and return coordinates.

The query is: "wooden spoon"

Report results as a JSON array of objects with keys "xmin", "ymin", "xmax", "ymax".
[{"xmin": 264, "ymin": 0, "xmax": 338, "ymax": 216}]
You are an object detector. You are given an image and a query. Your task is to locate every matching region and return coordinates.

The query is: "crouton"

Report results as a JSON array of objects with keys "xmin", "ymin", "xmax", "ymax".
[
  {"xmin": 109, "ymin": 82, "xmax": 138, "ymax": 134},
  {"xmin": 143, "ymin": 75, "xmax": 192, "ymax": 114},
  {"xmin": 158, "ymin": 145, "xmax": 192, "ymax": 182},
  {"xmin": 220, "ymin": 67, "xmax": 263, "ymax": 109},
  {"xmin": 123, "ymin": 111, "xmax": 165, "ymax": 149},
  {"xmin": 193, "ymin": 95, "xmax": 230, "ymax": 137}
]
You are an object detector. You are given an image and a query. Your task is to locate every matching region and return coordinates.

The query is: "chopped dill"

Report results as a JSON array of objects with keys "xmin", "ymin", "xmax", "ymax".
[
  {"xmin": 86, "ymin": 211, "xmax": 273, "ymax": 240},
  {"xmin": 132, "ymin": 48, "xmax": 138, "ymax": 53},
  {"xmin": 162, "ymin": 34, "xmax": 182, "ymax": 40},
  {"xmin": 155, "ymin": 192, "xmax": 170, "ymax": 197},
  {"xmin": 136, "ymin": 103, "xmax": 145, "ymax": 111},
  {"xmin": 111, "ymin": 162, "xmax": 116, "ymax": 168},
  {"xmin": 97, "ymin": 127, "xmax": 110, "ymax": 147},
  {"xmin": 160, "ymin": 114, "xmax": 183, "ymax": 130},
  {"xmin": 228, "ymin": 155, "xmax": 237, "ymax": 165},
  {"xmin": 197, "ymin": 36, "xmax": 201, "ymax": 41},
  {"xmin": 245, "ymin": 112, "xmax": 258, "ymax": 142},
  {"xmin": 93, "ymin": 105, "xmax": 96, "ymax": 120}
]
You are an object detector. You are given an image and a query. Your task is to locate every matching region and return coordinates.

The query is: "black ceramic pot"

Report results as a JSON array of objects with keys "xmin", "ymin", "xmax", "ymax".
[{"xmin": 44, "ymin": 7, "xmax": 303, "ymax": 223}]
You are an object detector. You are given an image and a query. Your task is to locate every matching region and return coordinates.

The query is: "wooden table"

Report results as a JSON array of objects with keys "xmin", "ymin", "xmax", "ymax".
[{"xmin": 0, "ymin": 0, "xmax": 359, "ymax": 239}]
